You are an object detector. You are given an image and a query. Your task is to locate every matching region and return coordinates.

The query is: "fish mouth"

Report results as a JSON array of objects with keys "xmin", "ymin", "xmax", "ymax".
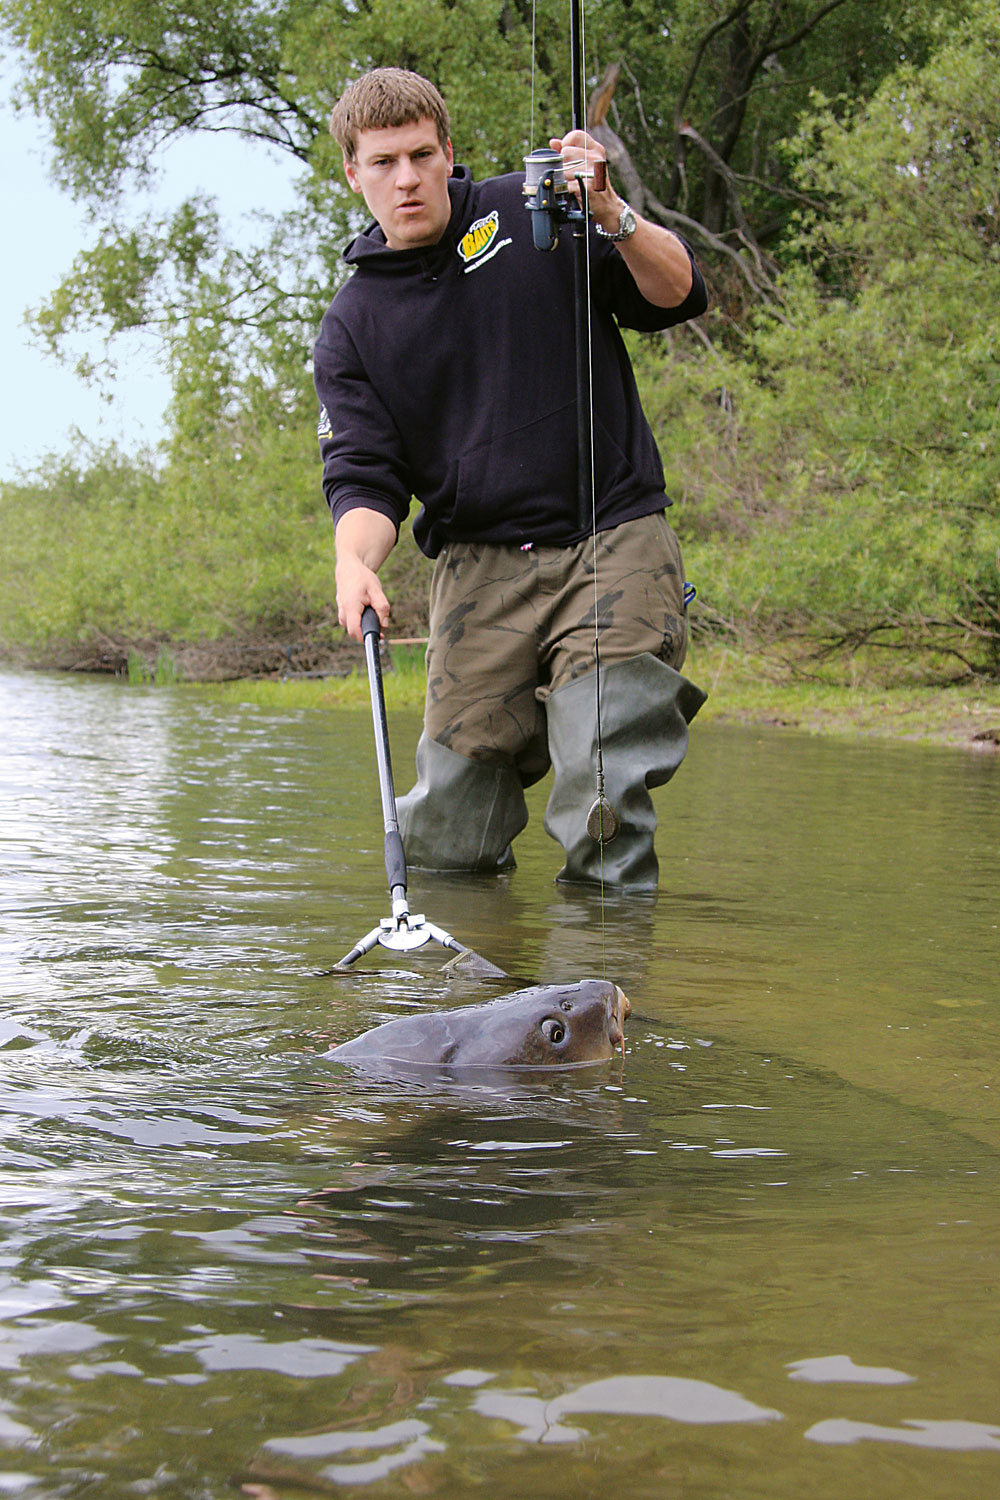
[{"xmin": 608, "ymin": 985, "xmax": 630, "ymax": 1054}]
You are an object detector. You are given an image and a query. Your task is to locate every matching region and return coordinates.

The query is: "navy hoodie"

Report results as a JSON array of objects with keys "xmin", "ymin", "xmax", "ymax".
[{"xmin": 313, "ymin": 166, "xmax": 706, "ymax": 558}]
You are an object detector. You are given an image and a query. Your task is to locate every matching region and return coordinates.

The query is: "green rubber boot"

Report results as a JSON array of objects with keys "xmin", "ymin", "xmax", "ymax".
[
  {"xmin": 543, "ymin": 653, "xmax": 706, "ymax": 890},
  {"xmin": 397, "ymin": 733, "xmax": 529, "ymax": 873}
]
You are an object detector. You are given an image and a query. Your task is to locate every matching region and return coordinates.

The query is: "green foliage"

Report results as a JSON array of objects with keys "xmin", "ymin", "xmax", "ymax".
[
  {"xmin": 0, "ymin": 421, "xmax": 324, "ymax": 646},
  {"xmin": 128, "ymin": 648, "xmax": 181, "ymax": 685},
  {"xmin": 1, "ymin": 0, "xmax": 322, "ymax": 196},
  {"xmin": 285, "ymin": 0, "xmax": 561, "ymax": 174},
  {"xmin": 583, "ymin": 0, "xmax": 950, "ymax": 222},
  {"xmin": 0, "ymin": 411, "xmax": 432, "ymax": 653},
  {"xmin": 637, "ymin": 3, "xmax": 999, "ymax": 671},
  {"xmin": 1, "ymin": 447, "xmax": 164, "ymax": 646}
]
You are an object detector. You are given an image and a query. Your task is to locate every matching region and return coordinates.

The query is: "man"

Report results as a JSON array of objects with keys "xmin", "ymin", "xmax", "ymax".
[{"xmin": 314, "ymin": 68, "xmax": 708, "ymax": 889}]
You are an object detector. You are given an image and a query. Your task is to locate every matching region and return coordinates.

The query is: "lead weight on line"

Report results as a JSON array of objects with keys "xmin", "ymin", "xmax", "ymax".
[{"xmin": 586, "ymin": 794, "xmax": 620, "ymax": 844}]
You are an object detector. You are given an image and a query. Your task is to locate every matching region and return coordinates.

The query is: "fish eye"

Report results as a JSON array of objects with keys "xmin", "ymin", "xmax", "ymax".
[{"xmin": 541, "ymin": 1019, "xmax": 567, "ymax": 1045}]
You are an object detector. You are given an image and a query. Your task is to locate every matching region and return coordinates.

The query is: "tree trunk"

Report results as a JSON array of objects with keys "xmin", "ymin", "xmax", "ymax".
[{"xmin": 701, "ymin": 12, "xmax": 754, "ymax": 235}]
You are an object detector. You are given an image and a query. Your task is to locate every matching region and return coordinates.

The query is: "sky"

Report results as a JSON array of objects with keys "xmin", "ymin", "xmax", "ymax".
[{"xmin": 1, "ymin": 74, "xmax": 301, "ymax": 483}]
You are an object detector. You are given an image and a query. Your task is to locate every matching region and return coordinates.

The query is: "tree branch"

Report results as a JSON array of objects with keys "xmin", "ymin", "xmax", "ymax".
[
  {"xmin": 675, "ymin": 0, "xmax": 753, "ymax": 125},
  {"xmin": 765, "ymin": 0, "xmax": 852, "ymax": 63},
  {"xmin": 678, "ymin": 122, "xmax": 772, "ymax": 264},
  {"xmin": 588, "ymin": 63, "xmax": 782, "ymax": 306}
]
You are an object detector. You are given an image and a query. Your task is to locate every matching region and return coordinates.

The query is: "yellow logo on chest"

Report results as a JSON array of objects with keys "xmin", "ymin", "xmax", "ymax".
[{"xmin": 458, "ymin": 210, "xmax": 500, "ymax": 264}]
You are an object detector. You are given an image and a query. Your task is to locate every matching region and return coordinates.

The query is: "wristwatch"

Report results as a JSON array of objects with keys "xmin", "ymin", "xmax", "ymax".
[{"xmin": 597, "ymin": 202, "xmax": 637, "ymax": 242}]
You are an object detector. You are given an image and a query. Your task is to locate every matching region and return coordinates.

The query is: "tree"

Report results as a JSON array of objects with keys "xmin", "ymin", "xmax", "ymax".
[
  {"xmin": 670, "ymin": 0, "xmax": 1000, "ymax": 671},
  {"xmin": 582, "ymin": 0, "xmax": 970, "ymax": 313}
]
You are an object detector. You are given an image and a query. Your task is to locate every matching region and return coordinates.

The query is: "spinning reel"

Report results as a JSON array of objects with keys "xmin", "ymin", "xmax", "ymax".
[{"xmin": 522, "ymin": 147, "xmax": 607, "ymax": 252}]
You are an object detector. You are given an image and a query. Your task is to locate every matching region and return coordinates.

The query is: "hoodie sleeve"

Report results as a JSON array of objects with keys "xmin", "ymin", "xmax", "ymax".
[
  {"xmin": 591, "ymin": 230, "xmax": 707, "ymax": 333},
  {"xmin": 313, "ymin": 309, "xmax": 412, "ymax": 535}
]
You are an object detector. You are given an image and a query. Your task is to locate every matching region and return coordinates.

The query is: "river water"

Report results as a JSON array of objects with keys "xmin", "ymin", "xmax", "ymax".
[{"xmin": 1, "ymin": 667, "xmax": 997, "ymax": 1499}]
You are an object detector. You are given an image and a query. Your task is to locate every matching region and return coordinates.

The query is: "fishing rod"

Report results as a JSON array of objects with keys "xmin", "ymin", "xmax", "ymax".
[
  {"xmin": 522, "ymin": 0, "xmax": 602, "ymax": 534},
  {"xmin": 522, "ymin": 0, "xmax": 620, "ymax": 849}
]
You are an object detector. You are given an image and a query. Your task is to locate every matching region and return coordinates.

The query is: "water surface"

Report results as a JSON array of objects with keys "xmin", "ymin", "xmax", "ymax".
[{"xmin": 1, "ymin": 669, "xmax": 997, "ymax": 1498}]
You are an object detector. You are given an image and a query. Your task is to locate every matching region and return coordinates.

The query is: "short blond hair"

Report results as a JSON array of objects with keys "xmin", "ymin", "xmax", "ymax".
[{"xmin": 330, "ymin": 68, "xmax": 451, "ymax": 162}]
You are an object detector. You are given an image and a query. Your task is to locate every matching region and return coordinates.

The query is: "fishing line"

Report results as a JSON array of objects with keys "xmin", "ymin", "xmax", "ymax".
[
  {"xmin": 529, "ymin": 0, "xmax": 538, "ymax": 154},
  {"xmin": 529, "ymin": 0, "xmax": 614, "ymax": 971},
  {"xmin": 571, "ymin": 1, "xmax": 615, "ymax": 973},
  {"xmin": 578, "ymin": 140, "xmax": 609, "ymax": 969}
]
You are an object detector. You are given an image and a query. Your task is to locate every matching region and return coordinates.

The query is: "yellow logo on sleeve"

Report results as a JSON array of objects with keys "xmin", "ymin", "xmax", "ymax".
[{"xmin": 457, "ymin": 210, "xmax": 511, "ymax": 272}]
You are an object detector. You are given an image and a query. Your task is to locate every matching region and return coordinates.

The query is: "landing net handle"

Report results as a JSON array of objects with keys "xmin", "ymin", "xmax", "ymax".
[
  {"xmin": 329, "ymin": 609, "xmax": 508, "ymax": 978},
  {"xmin": 361, "ymin": 605, "xmax": 407, "ymax": 904}
]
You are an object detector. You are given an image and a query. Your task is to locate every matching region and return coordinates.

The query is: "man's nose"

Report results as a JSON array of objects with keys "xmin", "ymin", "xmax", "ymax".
[{"xmin": 395, "ymin": 156, "xmax": 420, "ymax": 189}]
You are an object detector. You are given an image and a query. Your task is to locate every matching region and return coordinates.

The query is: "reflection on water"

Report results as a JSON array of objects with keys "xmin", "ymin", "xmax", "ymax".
[{"xmin": 0, "ymin": 668, "xmax": 998, "ymax": 1498}]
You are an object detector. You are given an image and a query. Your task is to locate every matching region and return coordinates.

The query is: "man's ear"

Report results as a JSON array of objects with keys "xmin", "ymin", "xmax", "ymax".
[
  {"xmin": 343, "ymin": 155, "xmax": 361, "ymax": 193},
  {"xmin": 445, "ymin": 139, "xmax": 454, "ymax": 175}
]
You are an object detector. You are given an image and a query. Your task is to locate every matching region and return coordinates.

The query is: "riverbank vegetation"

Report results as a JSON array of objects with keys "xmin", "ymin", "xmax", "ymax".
[
  {"xmin": 1, "ymin": 0, "xmax": 997, "ymax": 705},
  {"xmin": 186, "ymin": 639, "xmax": 999, "ymax": 750}
]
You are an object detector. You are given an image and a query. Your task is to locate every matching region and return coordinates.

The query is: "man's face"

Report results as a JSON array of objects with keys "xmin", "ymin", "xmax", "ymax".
[{"xmin": 345, "ymin": 118, "xmax": 454, "ymax": 251}]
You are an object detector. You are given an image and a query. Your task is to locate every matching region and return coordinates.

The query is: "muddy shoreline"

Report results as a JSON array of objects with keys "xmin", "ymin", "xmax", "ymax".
[{"xmin": 3, "ymin": 622, "xmax": 370, "ymax": 683}]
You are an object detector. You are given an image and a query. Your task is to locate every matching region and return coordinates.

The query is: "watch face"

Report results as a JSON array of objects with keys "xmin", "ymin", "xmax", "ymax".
[{"xmin": 621, "ymin": 205, "xmax": 636, "ymax": 237}]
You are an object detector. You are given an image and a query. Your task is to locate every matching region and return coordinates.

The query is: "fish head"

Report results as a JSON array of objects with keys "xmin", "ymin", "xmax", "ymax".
[{"xmin": 451, "ymin": 979, "xmax": 630, "ymax": 1068}]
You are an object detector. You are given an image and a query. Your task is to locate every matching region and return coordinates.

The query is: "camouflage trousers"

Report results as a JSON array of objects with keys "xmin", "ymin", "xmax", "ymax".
[{"xmin": 423, "ymin": 510, "xmax": 691, "ymax": 783}]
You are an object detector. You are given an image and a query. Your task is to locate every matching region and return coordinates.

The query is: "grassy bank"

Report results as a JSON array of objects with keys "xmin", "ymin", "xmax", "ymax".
[{"xmin": 184, "ymin": 640, "xmax": 1000, "ymax": 752}]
